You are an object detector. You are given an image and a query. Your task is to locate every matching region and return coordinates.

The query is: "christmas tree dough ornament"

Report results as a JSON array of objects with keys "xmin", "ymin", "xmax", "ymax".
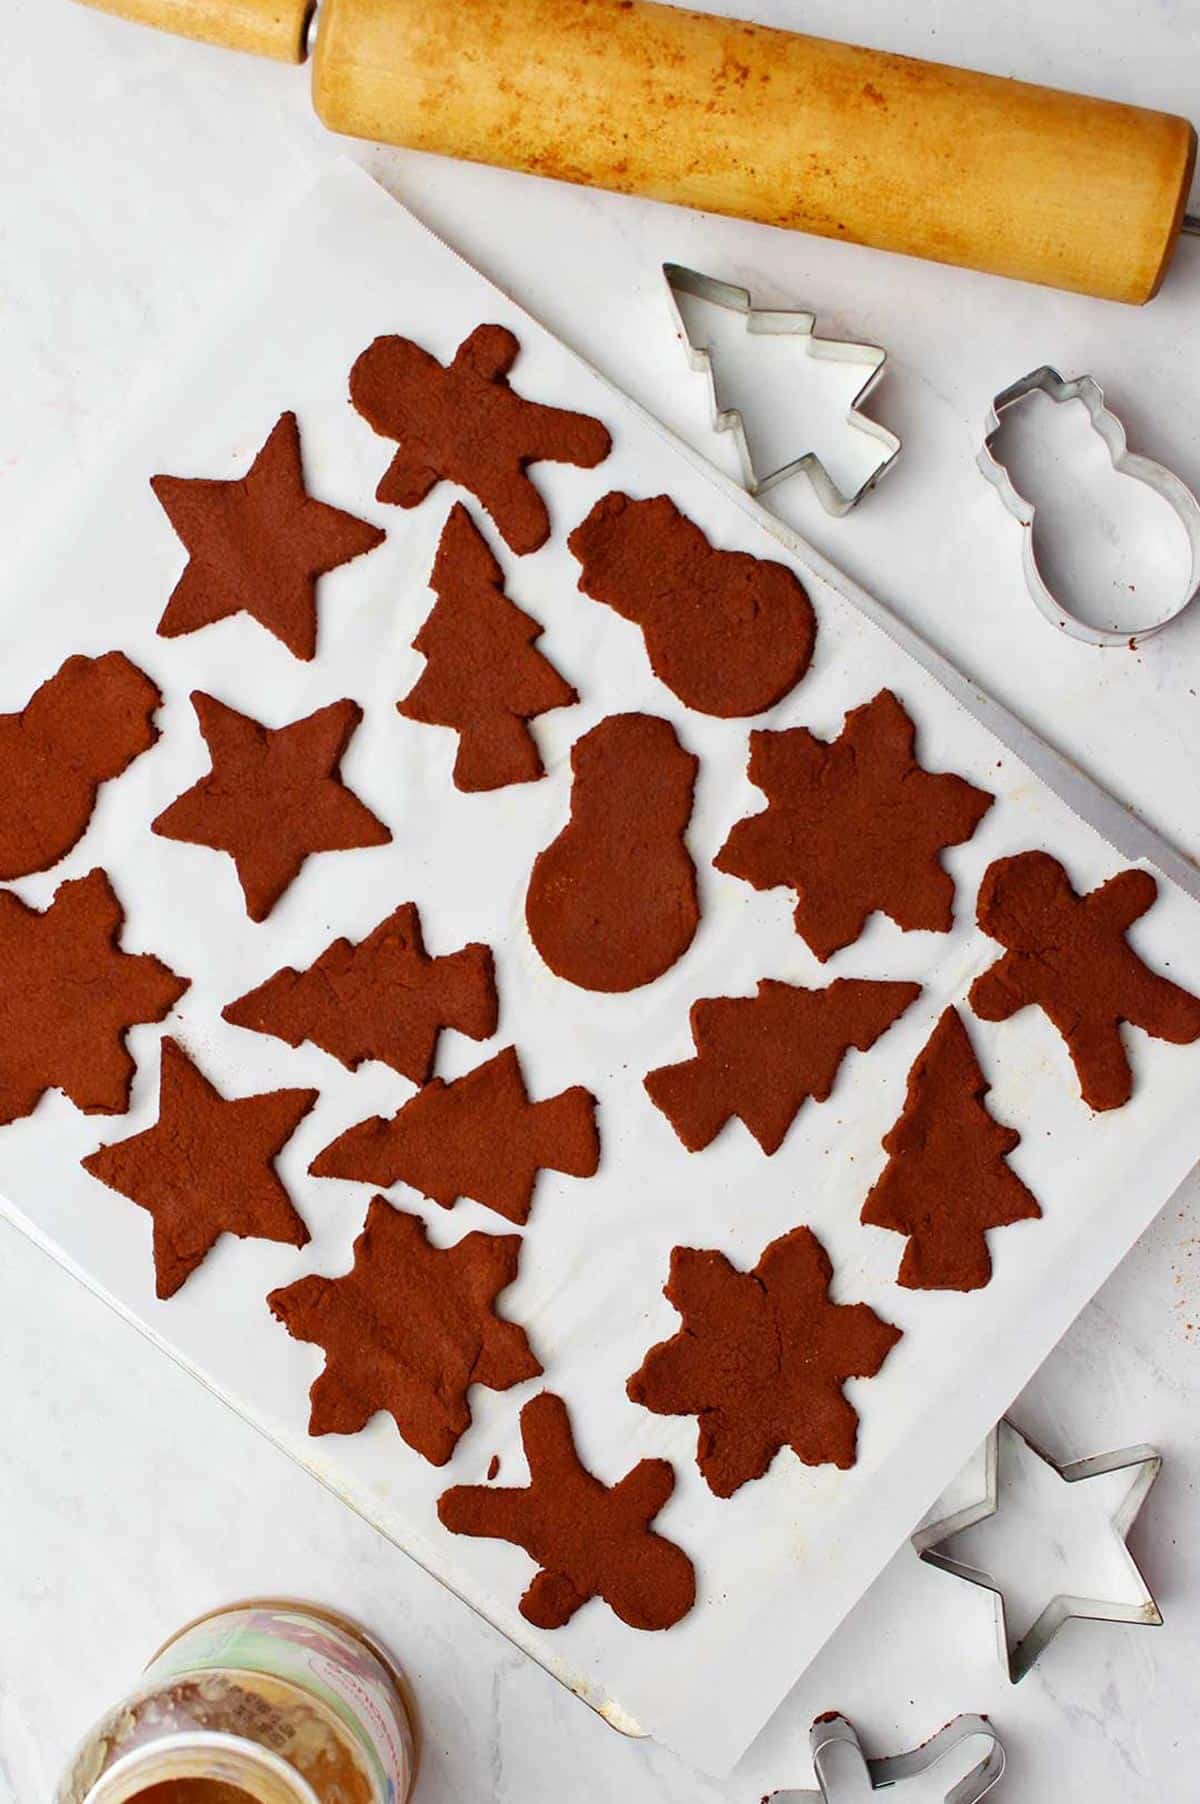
[
  {"xmin": 645, "ymin": 976, "xmax": 920, "ymax": 1154},
  {"xmin": 627, "ymin": 1226, "xmax": 901, "ymax": 1497},
  {"xmin": 438, "ymin": 1391, "xmax": 696, "ymax": 1631},
  {"xmin": 152, "ymin": 691, "xmax": 391, "ymax": 922},
  {"xmin": 399, "ymin": 502, "xmax": 576, "ymax": 790},
  {"xmin": 268, "ymin": 1196, "xmax": 541, "ymax": 1465},
  {"xmin": 861, "ymin": 1007, "xmax": 1041, "ymax": 1290},
  {"xmin": 81, "ymin": 1037, "xmax": 317, "ymax": 1300},
  {"xmin": 310, "ymin": 1045, "xmax": 599, "ymax": 1226},
  {"xmin": 715, "ymin": 688, "xmax": 994, "ymax": 961},
  {"xmin": 568, "ymin": 491, "xmax": 816, "ymax": 716},
  {"xmin": 0, "ymin": 869, "xmax": 188, "ymax": 1128},
  {"xmin": 152, "ymin": 411, "xmax": 385, "ymax": 661},
  {"xmin": 349, "ymin": 324, "xmax": 612, "ymax": 555},
  {"xmin": 223, "ymin": 901, "xmax": 497, "ymax": 1085},
  {"xmin": 0, "ymin": 651, "xmax": 162, "ymax": 880},
  {"xmin": 526, "ymin": 712, "xmax": 700, "ymax": 992},
  {"xmin": 969, "ymin": 850, "xmax": 1200, "ymax": 1110}
]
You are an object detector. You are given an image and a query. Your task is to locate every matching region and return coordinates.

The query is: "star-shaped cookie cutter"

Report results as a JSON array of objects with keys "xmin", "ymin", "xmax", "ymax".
[
  {"xmin": 663, "ymin": 263, "xmax": 901, "ymax": 515},
  {"xmin": 978, "ymin": 365, "xmax": 1200, "ymax": 647},
  {"xmin": 912, "ymin": 1418, "xmax": 1162, "ymax": 1682},
  {"xmin": 775, "ymin": 1710, "xmax": 1005, "ymax": 1803}
]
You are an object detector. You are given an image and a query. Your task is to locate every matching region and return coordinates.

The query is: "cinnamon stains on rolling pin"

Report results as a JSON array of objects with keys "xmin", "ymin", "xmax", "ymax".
[{"xmin": 75, "ymin": 0, "xmax": 1196, "ymax": 301}]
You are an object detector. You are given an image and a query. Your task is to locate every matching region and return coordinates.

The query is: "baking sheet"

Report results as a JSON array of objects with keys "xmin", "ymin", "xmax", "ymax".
[{"xmin": 3, "ymin": 161, "xmax": 1200, "ymax": 1775}]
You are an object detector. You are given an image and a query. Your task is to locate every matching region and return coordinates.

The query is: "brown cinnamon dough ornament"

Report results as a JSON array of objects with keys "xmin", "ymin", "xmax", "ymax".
[
  {"xmin": 861, "ymin": 1007, "xmax": 1041, "ymax": 1290},
  {"xmin": 152, "ymin": 411, "xmax": 384, "ymax": 661},
  {"xmin": 0, "ymin": 652, "xmax": 161, "ymax": 880},
  {"xmin": 627, "ymin": 1227, "xmax": 901, "ymax": 1497},
  {"xmin": 152, "ymin": 692, "xmax": 391, "ymax": 922},
  {"xmin": 715, "ymin": 688, "xmax": 994, "ymax": 961},
  {"xmin": 349, "ymin": 325, "xmax": 611, "ymax": 555},
  {"xmin": 0, "ymin": 870, "xmax": 187, "ymax": 1127},
  {"xmin": 223, "ymin": 902, "xmax": 497, "ymax": 1086},
  {"xmin": 82, "ymin": 1038, "xmax": 317, "ymax": 1299},
  {"xmin": 269, "ymin": 1196, "xmax": 541, "ymax": 1465},
  {"xmin": 310, "ymin": 1046, "xmax": 599, "ymax": 1226},
  {"xmin": 526, "ymin": 713, "xmax": 700, "ymax": 992},
  {"xmin": 969, "ymin": 850, "xmax": 1200, "ymax": 1111},
  {"xmin": 399, "ymin": 503, "xmax": 577, "ymax": 790},
  {"xmin": 568, "ymin": 492, "xmax": 816, "ymax": 716},
  {"xmin": 646, "ymin": 977, "xmax": 920, "ymax": 1154},
  {"xmin": 438, "ymin": 1392, "xmax": 696, "ymax": 1631}
]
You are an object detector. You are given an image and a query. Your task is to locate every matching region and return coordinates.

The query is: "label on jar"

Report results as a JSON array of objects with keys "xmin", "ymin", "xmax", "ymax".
[{"xmin": 143, "ymin": 1605, "xmax": 413, "ymax": 1803}]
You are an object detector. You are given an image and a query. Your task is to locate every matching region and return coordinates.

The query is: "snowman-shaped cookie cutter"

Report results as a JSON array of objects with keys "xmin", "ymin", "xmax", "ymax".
[{"xmin": 978, "ymin": 366, "xmax": 1200, "ymax": 647}]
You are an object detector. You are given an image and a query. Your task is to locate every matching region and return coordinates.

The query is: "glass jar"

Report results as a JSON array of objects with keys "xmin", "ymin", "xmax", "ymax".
[{"xmin": 56, "ymin": 1600, "xmax": 416, "ymax": 1804}]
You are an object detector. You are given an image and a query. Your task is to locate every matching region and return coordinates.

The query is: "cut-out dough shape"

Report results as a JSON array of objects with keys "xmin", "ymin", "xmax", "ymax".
[
  {"xmin": 310, "ymin": 1045, "xmax": 599, "ymax": 1226},
  {"xmin": 349, "ymin": 324, "xmax": 612, "ymax": 555},
  {"xmin": 152, "ymin": 411, "xmax": 384, "ymax": 661},
  {"xmin": 399, "ymin": 502, "xmax": 576, "ymax": 789},
  {"xmin": 0, "ymin": 869, "xmax": 188, "ymax": 1127},
  {"xmin": 646, "ymin": 976, "xmax": 920, "ymax": 1154},
  {"xmin": 438, "ymin": 1392, "xmax": 696, "ymax": 1631},
  {"xmin": 715, "ymin": 688, "xmax": 994, "ymax": 961},
  {"xmin": 152, "ymin": 691, "xmax": 391, "ymax": 922},
  {"xmin": 269, "ymin": 1195, "xmax": 541, "ymax": 1466},
  {"xmin": 0, "ymin": 651, "xmax": 161, "ymax": 880},
  {"xmin": 861, "ymin": 1007, "xmax": 1042, "ymax": 1290},
  {"xmin": 526, "ymin": 712, "xmax": 699, "ymax": 992},
  {"xmin": 969, "ymin": 850, "xmax": 1200, "ymax": 1110},
  {"xmin": 223, "ymin": 901, "xmax": 497, "ymax": 1086},
  {"xmin": 82, "ymin": 1037, "xmax": 316, "ymax": 1300},
  {"xmin": 568, "ymin": 491, "xmax": 816, "ymax": 716},
  {"xmin": 627, "ymin": 1226, "xmax": 901, "ymax": 1497}
]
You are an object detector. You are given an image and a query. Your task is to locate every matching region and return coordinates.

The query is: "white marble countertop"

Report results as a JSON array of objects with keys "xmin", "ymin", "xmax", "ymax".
[{"xmin": 2, "ymin": 2, "xmax": 1198, "ymax": 1798}]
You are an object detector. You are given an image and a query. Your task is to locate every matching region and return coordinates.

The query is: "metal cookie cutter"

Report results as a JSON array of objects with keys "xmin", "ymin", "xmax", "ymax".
[
  {"xmin": 663, "ymin": 263, "xmax": 901, "ymax": 515},
  {"xmin": 913, "ymin": 1418, "xmax": 1162, "ymax": 1683},
  {"xmin": 776, "ymin": 1710, "xmax": 1005, "ymax": 1803},
  {"xmin": 978, "ymin": 366, "xmax": 1200, "ymax": 647}
]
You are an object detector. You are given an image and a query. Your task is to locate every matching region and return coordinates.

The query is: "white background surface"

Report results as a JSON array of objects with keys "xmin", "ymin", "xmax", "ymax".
[{"xmin": 2, "ymin": 2, "xmax": 1198, "ymax": 1799}]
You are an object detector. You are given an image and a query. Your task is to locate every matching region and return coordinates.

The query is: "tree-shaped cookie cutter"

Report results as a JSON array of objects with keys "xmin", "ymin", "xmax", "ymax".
[
  {"xmin": 913, "ymin": 1418, "xmax": 1162, "ymax": 1683},
  {"xmin": 776, "ymin": 1711, "xmax": 1005, "ymax": 1802},
  {"xmin": 978, "ymin": 366, "xmax": 1200, "ymax": 647},
  {"xmin": 663, "ymin": 263, "xmax": 901, "ymax": 515}
]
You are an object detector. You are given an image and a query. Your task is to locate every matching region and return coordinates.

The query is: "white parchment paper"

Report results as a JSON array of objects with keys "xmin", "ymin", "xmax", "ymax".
[{"xmin": 2, "ymin": 163, "xmax": 1199, "ymax": 1773}]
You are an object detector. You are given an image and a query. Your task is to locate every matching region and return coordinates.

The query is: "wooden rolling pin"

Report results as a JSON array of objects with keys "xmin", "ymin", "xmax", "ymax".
[{"xmin": 76, "ymin": 0, "xmax": 1198, "ymax": 303}]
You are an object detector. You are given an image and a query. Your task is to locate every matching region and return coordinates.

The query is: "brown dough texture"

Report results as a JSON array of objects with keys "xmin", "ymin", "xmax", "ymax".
[
  {"xmin": 438, "ymin": 1392, "xmax": 695, "ymax": 1631},
  {"xmin": 0, "ymin": 869, "xmax": 188, "ymax": 1127},
  {"xmin": 525, "ymin": 712, "xmax": 699, "ymax": 992},
  {"xmin": 969, "ymin": 850, "xmax": 1200, "ymax": 1111},
  {"xmin": 646, "ymin": 977, "xmax": 920, "ymax": 1154},
  {"xmin": 399, "ymin": 503, "xmax": 576, "ymax": 790},
  {"xmin": 627, "ymin": 1226, "xmax": 901, "ymax": 1497},
  {"xmin": 268, "ymin": 1195, "xmax": 541, "ymax": 1465},
  {"xmin": 715, "ymin": 688, "xmax": 994, "ymax": 961},
  {"xmin": 0, "ymin": 652, "xmax": 161, "ymax": 880},
  {"xmin": 861, "ymin": 1007, "xmax": 1041, "ymax": 1291},
  {"xmin": 310, "ymin": 1045, "xmax": 599, "ymax": 1226},
  {"xmin": 349, "ymin": 324, "xmax": 612, "ymax": 555},
  {"xmin": 81, "ymin": 1037, "xmax": 316, "ymax": 1300},
  {"xmin": 223, "ymin": 901, "xmax": 497, "ymax": 1086},
  {"xmin": 152, "ymin": 692, "xmax": 391, "ymax": 922},
  {"xmin": 152, "ymin": 411, "xmax": 384, "ymax": 661},
  {"xmin": 568, "ymin": 491, "xmax": 816, "ymax": 716}
]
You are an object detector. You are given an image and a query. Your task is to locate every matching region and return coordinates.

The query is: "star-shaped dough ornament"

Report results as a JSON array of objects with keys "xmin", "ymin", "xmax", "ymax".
[
  {"xmin": 152, "ymin": 411, "xmax": 385, "ymax": 661},
  {"xmin": 152, "ymin": 691, "xmax": 391, "ymax": 922},
  {"xmin": 82, "ymin": 1037, "xmax": 316, "ymax": 1299},
  {"xmin": 913, "ymin": 1417, "xmax": 1162, "ymax": 1682}
]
